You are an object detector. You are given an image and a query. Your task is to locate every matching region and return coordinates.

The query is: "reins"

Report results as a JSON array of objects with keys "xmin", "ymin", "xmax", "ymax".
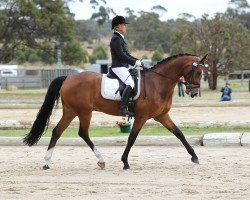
[
  {"xmin": 142, "ymin": 67, "xmax": 176, "ymax": 99},
  {"xmin": 144, "ymin": 68, "xmax": 176, "ymax": 82}
]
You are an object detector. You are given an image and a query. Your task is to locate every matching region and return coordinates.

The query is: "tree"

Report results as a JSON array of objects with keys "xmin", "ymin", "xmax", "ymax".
[
  {"xmin": 151, "ymin": 5, "xmax": 167, "ymax": 19},
  {"xmin": 89, "ymin": 44, "xmax": 108, "ymax": 64},
  {"xmin": 28, "ymin": 52, "xmax": 39, "ymax": 63},
  {"xmin": 0, "ymin": 0, "xmax": 107, "ymax": 64},
  {"xmin": 126, "ymin": 12, "xmax": 171, "ymax": 51},
  {"xmin": 124, "ymin": 7, "xmax": 136, "ymax": 19},
  {"xmin": 15, "ymin": 49, "xmax": 26, "ymax": 64},
  {"xmin": 63, "ymin": 41, "xmax": 88, "ymax": 65},
  {"xmin": 13, "ymin": 46, "xmax": 55, "ymax": 64},
  {"xmin": 170, "ymin": 18, "xmax": 195, "ymax": 55},
  {"xmin": 226, "ymin": 0, "xmax": 250, "ymax": 15},
  {"xmin": 38, "ymin": 43, "xmax": 55, "ymax": 64},
  {"xmin": 225, "ymin": 0, "xmax": 250, "ymax": 29},
  {"xmin": 0, "ymin": 0, "xmax": 75, "ymax": 63},
  {"xmin": 91, "ymin": 5, "xmax": 114, "ymax": 26},
  {"xmin": 178, "ymin": 13, "xmax": 196, "ymax": 21},
  {"xmin": 75, "ymin": 20, "xmax": 98, "ymax": 42},
  {"xmin": 171, "ymin": 14, "xmax": 250, "ymax": 90},
  {"xmin": 90, "ymin": 1, "xmax": 115, "ymax": 40},
  {"xmin": 151, "ymin": 44, "xmax": 164, "ymax": 64}
]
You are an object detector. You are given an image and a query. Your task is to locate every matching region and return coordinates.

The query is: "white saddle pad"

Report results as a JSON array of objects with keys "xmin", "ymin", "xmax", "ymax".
[{"xmin": 101, "ymin": 74, "xmax": 140, "ymax": 101}]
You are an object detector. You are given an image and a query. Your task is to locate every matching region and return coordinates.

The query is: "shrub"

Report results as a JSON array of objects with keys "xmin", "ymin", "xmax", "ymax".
[
  {"xmin": 28, "ymin": 53, "xmax": 39, "ymax": 63},
  {"xmin": 89, "ymin": 45, "xmax": 108, "ymax": 64}
]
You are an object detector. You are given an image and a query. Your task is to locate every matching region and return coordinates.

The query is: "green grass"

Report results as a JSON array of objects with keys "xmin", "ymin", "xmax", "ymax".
[
  {"xmin": 0, "ymin": 89, "xmax": 46, "ymax": 100},
  {"xmin": 0, "ymin": 127, "xmax": 249, "ymax": 138}
]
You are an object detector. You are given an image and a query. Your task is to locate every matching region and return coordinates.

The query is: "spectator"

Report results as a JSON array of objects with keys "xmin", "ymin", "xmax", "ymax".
[
  {"xmin": 178, "ymin": 76, "xmax": 185, "ymax": 97},
  {"xmin": 198, "ymin": 86, "xmax": 201, "ymax": 97},
  {"xmin": 220, "ymin": 83, "xmax": 232, "ymax": 101}
]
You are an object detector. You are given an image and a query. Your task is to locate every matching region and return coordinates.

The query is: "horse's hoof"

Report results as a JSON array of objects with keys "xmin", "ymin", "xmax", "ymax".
[
  {"xmin": 97, "ymin": 162, "xmax": 105, "ymax": 169},
  {"xmin": 43, "ymin": 165, "xmax": 50, "ymax": 170},
  {"xmin": 191, "ymin": 157, "xmax": 199, "ymax": 164},
  {"xmin": 123, "ymin": 164, "xmax": 130, "ymax": 170}
]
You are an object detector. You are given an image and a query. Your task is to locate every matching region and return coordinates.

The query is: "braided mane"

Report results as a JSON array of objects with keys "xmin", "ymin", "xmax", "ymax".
[{"xmin": 151, "ymin": 53, "xmax": 197, "ymax": 69}]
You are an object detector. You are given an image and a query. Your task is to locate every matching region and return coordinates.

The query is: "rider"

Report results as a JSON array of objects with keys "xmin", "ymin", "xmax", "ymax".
[{"xmin": 110, "ymin": 15, "xmax": 142, "ymax": 116}]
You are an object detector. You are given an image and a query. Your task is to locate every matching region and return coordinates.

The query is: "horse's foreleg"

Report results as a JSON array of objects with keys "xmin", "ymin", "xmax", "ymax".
[
  {"xmin": 43, "ymin": 109, "xmax": 75, "ymax": 170},
  {"xmin": 121, "ymin": 118, "xmax": 147, "ymax": 170},
  {"xmin": 78, "ymin": 113, "xmax": 105, "ymax": 169},
  {"xmin": 154, "ymin": 113, "xmax": 199, "ymax": 164}
]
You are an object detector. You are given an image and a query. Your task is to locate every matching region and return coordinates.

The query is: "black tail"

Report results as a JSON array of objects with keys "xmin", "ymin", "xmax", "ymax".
[{"xmin": 23, "ymin": 76, "xmax": 67, "ymax": 146}]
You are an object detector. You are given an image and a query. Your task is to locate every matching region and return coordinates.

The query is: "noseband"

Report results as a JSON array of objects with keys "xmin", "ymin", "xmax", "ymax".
[{"xmin": 183, "ymin": 61, "xmax": 204, "ymax": 91}]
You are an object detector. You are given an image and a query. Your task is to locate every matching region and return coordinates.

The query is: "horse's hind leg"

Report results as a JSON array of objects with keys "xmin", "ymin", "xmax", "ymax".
[
  {"xmin": 43, "ymin": 107, "xmax": 75, "ymax": 170},
  {"xmin": 154, "ymin": 113, "xmax": 199, "ymax": 164},
  {"xmin": 78, "ymin": 111, "xmax": 105, "ymax": 169}
]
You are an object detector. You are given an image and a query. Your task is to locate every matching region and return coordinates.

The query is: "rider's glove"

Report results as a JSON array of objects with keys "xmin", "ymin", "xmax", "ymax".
[{"xmin": 134, "ymin": 60, "xmax": 143, "ymax": 70}]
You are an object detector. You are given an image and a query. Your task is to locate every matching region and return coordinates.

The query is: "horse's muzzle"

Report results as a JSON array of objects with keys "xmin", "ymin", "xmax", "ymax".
[
  {"xmin": 190, "ymin": 93, "xmax": 198, "ymax": 98},
  {"xmin": 186, "ymin": 90, "xmax": 198, "ymax": 98},
  {"xmin": 185, "ymin": 84, "xmax": 199, "ymax": 98}
]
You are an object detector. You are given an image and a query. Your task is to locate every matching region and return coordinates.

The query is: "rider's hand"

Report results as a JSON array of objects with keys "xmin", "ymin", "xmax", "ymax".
[
  {"xmin": 134, "ymin": 60, "xmax": 143, "ymax": 70},
  {"xmin": 141, "ymin": 61, "xmax": 145, "ymax": 67},
  {"xmin": 135, "ymin": 60, "xmax": 142, "ymax": 67}
]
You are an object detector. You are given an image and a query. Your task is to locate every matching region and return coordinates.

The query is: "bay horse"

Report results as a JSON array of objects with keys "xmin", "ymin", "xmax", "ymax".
[{"xmin": 23, "ymin": 53, "xmax": 208, "ymax": 170}]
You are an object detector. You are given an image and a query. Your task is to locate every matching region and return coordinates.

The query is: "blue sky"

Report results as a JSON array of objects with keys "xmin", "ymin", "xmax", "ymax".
[{"xmin": 68, "ymin": 0, "xmax": 236, "ymax": 21}]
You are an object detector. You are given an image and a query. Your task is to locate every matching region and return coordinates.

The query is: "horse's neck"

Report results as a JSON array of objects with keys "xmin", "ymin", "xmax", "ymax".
[
  {"xmin": 154, "ymin": 61, "xmax": 183, "ymax": 83},
  {"xmin": 145, "ymin": 66, "xmax": 175, "ymax": 95}
]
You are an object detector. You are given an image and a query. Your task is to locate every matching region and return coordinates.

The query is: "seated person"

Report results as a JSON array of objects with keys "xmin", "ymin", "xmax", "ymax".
[{"xmin": 220, "ymin": 83, "xmax": 232, "ymax": 101}]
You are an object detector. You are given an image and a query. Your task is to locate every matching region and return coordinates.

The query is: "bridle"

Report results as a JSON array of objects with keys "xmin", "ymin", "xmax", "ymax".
[
  {"xmin": 143, "ymin": 60, "xmax": 204, "ymax": 84},
  {"xmin": 183, "ymin": 61, "xmax": 205, "ymax": 90},
  {"xmin": 141, "ymin": 60, "xmax": 205, "ymax": 98}
]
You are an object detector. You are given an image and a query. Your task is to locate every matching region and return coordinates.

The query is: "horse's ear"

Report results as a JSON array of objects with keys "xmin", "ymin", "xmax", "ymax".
[{"xmin": 199, "ymin": 54, "xmax": 208, "ymax": 64}]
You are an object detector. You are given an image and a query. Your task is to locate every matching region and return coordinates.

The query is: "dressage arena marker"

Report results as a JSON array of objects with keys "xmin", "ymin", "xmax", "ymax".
[{"xmin": 202, "ymin": 132, "xmax": 250, "ymax": 146}]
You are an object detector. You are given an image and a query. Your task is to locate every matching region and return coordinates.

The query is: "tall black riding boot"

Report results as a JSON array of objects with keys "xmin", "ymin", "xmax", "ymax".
[{"xmin": 119, "ymin": 85, "xmax": 134, "ymax": 116}]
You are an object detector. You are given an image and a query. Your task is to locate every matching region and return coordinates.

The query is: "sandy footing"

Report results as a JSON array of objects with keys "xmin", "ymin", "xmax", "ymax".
[{"xmin": 0, "ymin": 146, "xmax": 249, "ymax": 200}]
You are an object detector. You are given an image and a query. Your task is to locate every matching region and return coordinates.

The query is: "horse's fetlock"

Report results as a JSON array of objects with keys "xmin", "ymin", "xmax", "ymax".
[{"xmin": 121, "ymin": 156, "xmax": 127, "ymax": 163}]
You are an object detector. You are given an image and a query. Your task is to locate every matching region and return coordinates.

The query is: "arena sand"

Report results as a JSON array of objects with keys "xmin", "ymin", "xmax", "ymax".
[{"xmin": 0, "ymin": 146, "xmax": 249, "ymax": 200}]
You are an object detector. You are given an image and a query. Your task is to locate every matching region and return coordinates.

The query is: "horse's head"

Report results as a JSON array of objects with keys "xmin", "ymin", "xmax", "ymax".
[{"xmin": 183, "ymin": 54, "xmax": 208, "ymax": 98}]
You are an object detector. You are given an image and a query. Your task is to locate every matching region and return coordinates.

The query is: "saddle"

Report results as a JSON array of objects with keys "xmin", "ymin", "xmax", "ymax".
[{"xmin": 101, "ymin": 68, "xmax": 141, "ymax": 114}]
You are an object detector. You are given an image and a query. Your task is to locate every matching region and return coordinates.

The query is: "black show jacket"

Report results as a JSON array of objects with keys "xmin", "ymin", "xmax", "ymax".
[{"xmin": 110, "ymin": 32, "xmax": 137, "ymax": 68}]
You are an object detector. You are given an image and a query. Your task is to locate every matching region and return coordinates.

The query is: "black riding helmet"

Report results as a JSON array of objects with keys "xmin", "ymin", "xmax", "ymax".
[{"xmin": 111, "ymin": 15, "xmax": 129, "ymax": 30}]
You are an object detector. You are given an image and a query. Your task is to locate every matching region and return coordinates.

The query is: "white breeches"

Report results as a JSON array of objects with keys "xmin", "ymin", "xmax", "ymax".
[{"xmin": 111, "ymin": 67, "xmax": 135, "ymax": 88}]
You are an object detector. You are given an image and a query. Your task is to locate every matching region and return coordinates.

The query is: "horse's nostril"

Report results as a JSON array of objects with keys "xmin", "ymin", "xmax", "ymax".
[{"xmin": 191, "ymin": 93, "xmax": 198, "ymax": 98}]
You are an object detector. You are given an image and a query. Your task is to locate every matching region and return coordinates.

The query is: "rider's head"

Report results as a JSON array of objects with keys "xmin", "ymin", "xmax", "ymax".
[{"xmin": 111, "ymin": 15, "xmax": 129, "ymax": 34}]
